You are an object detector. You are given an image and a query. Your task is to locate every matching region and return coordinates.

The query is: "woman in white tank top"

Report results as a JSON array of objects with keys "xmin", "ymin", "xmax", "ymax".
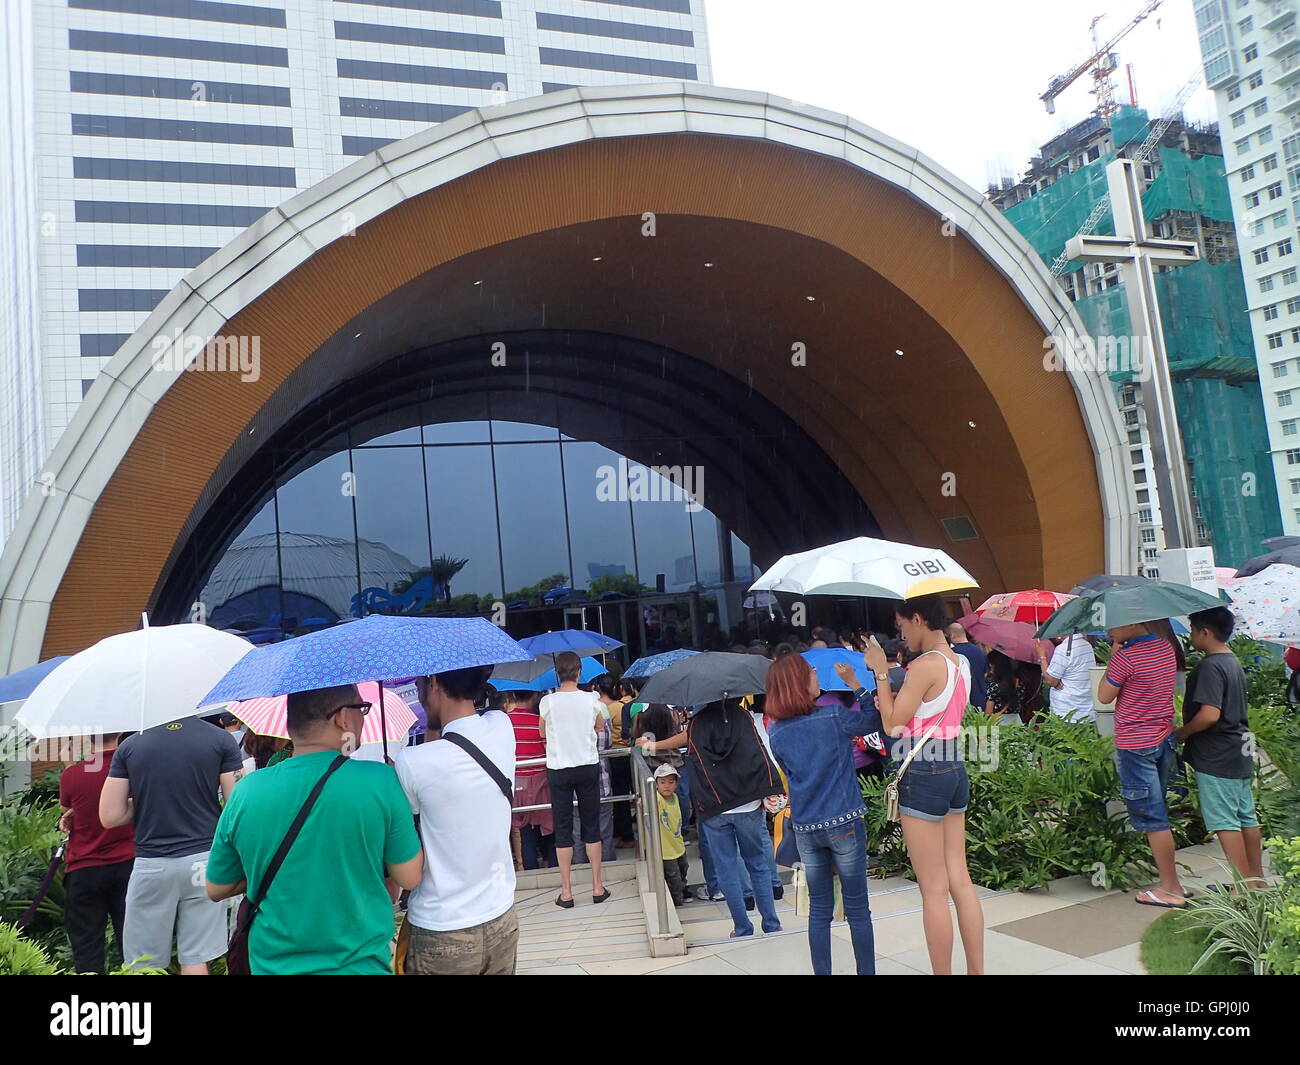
[{"xmin": 841, "ymin": 594, "xmax": 985, "ymax": 975}]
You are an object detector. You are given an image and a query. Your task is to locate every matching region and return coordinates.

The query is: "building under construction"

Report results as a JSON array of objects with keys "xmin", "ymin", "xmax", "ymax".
[{"xmin": 991, "ymin": 105, "xmax": 1280, "ymax": 570}]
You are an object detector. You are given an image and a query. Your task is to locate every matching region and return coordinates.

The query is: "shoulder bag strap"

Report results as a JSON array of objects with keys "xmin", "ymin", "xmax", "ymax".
[
  {"xmin": 894, "ymin": 655, "xmax": 958, "ymax": 779},
  {"xmin": 442, "ymin": 731, "xmax": 514, "ymax": 802},
  {"xmin": 246, "ymin": 753, "xmax": 347, "ymax": 918}
]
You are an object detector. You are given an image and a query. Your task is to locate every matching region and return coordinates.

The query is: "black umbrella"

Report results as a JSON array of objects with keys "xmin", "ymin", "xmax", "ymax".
[
  {"xmin": 1068, "ymin": 573, "xmax": 1148, "ymax": 596},
  {"xmin": 1262, "ymin": 536, "xmax": 1300, "ymax": 551},
  {"xmin": 1235, "ymin": 546, "xmax": 1300, "ymax": 578},
  {"xmin": 637, "ymin": 652, "xmax": 769, "ymax": 706}
]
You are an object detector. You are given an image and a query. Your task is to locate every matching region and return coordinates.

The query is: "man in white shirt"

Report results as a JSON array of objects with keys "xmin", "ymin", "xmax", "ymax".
[
  {"xmin": 395, "ymin": 664, "xmax": 519, "ymax": 975},
  {"xmin": 1039, "ymin": 634, "xmax": 1097, "ymax": 723}
]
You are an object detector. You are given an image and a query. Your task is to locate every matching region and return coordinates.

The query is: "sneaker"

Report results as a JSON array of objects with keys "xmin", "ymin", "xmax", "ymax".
[
  {"xmin": 678, "ymin": 894, "xmax": 692, "ymax": 905},
  {"xmin": 710, "ymin": 890, "xmax": 726, "ymax": 902},
  {"xmin": 692, "ymin": 886, "xmax": 712, "ymax": 902},
  {"xmin": 773, "ymin": 885, "xmax": 784, "ymax": 901}
]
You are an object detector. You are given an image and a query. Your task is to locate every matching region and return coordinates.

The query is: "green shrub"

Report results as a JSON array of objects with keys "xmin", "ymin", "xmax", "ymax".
[
  {"xmin": 0, "ymin": 796, "xmax": 69, "ymax": 963},
  {"xmin": 0, "ymin": 921, "xmax": 61, "ymax": 975},
  {"xmin": 1264, "ymin": 836, "xmax": 1300, "ymax": 976}
]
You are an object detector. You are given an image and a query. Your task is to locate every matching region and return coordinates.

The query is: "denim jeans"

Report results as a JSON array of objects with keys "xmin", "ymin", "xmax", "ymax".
[
  {"xmin": 1116, "ymin": 735, "xmax": 1177, "ymax": 832},
  {"xmin": 700, "ymin": 809, "xmax": 781, "ymax": 936},
  {"xmin": 696, "ymin": 819, "xmax": 721, "ymax": 895},
  {"xmin": 795, "ymin": 819, "xmax": 875, "ymax": 975}
]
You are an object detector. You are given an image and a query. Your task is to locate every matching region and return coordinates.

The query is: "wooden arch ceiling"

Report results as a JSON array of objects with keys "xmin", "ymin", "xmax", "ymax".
[{"xmin": 42, "ymin": 134, "xmax": 1104, "ymax": 657}]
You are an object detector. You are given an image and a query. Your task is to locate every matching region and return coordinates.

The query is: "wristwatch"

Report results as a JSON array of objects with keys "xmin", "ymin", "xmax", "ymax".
[{"xmin": 875, "ymin": 671, "xmax": 890, "ymax": 683}]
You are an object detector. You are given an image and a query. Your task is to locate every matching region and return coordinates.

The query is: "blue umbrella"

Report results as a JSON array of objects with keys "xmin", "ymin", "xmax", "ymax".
[
  {"xmin": 0, "ymin": 656, "xmax": 71, "ymax": 704},
  {"xmin": 623, "ymin": 648, "xmax": 700, "ymax": 679},
  {"xmin": 802, "ymin": 648, "xmax": 877, "ymax": 693},
  {"xmin": 531, "ymin": 657, "xmax": 610, "ymax": 690},
  {"xmin": 199, "ymin": 615, "xmax": 529, "ymax": 706},
  {"xmin": 519, "ymin": 629, "xmax": 623, "ymax": 657}
]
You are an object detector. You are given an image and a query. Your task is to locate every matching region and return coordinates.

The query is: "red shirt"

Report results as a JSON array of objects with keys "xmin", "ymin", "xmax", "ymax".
[
  {"xmin": 59, "ymin": 757, "xmax": 135, "ymax": 872},
  {"xmin": 1105, "ymin": 635, "xmax": 1177, "ymax": 750},
  {"xmin": 507, "ymin": 709, "xmax": 546, "ymax": 777}
]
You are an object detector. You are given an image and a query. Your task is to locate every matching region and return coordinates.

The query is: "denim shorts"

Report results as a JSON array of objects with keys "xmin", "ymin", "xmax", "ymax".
[
  {"xmin": 1116, "ymin": 736, "xmax": 1176, "ymax": 832},
  {"xmin": 895, "ymin": 759, "xmax": 969, "ymax": 822}
]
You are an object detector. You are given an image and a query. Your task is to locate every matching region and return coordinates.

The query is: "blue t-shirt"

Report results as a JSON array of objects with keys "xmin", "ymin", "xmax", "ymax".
[
  {"xmin": 769, "ymin": 701, "xmax": 879, "ymax": 832},
  {"xmin": 953, "ymin": 642, "xmax": 988, "ymax": 708}
]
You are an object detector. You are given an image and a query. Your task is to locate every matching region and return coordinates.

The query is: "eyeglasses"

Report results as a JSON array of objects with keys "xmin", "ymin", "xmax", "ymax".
[{"xmin": 332, "ymin": 702, "xmax": 372, "ymax": 717}]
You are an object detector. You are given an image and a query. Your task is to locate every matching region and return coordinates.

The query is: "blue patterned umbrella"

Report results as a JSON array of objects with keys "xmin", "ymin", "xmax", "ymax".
[
  {"xmin": 0, "ymin": 656, "xmax": 70, "ymax": 704},
  {"xmin": 198, "ymin": 615, "xmax": 529, "ymax": 707},
  {"xmin": 519, "ymin": 629, "xmax": 622, "ymax": 657},
  {"xmin": 802, "ymin": 648, "xmax": 877, "ymax": 693},
  {"xmin": 623, "ymin": 648, "xmax": 700, "ymax": 679},
  {"xmin": 531, "ymin": 657, "xmax": 610, "ymax": 690}
]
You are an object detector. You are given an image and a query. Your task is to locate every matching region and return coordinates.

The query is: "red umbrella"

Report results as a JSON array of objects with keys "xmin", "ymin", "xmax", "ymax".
[
  {"xmin": 974, "ymin": 589, "xmax": 1074, "ymax": 626},
  {"xmin": 958, "ymin": 613, "xmax": 1054, "ymax": 665}
]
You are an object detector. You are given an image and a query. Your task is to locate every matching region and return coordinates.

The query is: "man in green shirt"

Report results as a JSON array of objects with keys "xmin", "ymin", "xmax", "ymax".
[{"xmin": 206, "ymin": 684, "xmax": 423, "ymax": 974}]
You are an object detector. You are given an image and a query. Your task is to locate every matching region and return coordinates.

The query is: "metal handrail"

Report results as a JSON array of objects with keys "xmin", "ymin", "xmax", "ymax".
[
  {"xmin": 629, "ymin": 747, "xmax": 671, "ymax": 936},
  {"xmin": 510, "ymin": 746, "xmax": 637, "ymax": 814}
]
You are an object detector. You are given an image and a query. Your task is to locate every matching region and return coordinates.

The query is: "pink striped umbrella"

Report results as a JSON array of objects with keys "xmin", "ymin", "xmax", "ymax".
[{"xmin": 225, "ymin": 681, "xmax": 416, "ymax": 743}]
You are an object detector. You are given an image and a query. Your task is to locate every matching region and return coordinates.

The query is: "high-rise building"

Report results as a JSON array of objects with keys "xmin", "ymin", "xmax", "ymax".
[
  {"xmin": 1193, "ymin": 0, "xmax": 1300, "ymax": 533},
  {"xmin": 0, "ymin": 0, "xmax": 712, "ymax": 542},
  {"xmin": 991, "ymin": 105, "xmax": 1282, "ymax": 570}
]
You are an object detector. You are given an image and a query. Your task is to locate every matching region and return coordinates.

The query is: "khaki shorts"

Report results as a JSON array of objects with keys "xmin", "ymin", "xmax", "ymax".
[{"xmin": 404, "ymin": 907, "xmax": 519, "ymax": 975}]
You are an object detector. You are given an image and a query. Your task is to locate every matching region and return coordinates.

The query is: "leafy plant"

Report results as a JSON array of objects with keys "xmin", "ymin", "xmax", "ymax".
[
  {"xmin": 1264, "ymin": 836, "xmax": 1300, "ymax": 976},
  {"xmin": 0, "ymin": 921, "xmax": 61, "ymax": 975},
  {"xmin": 1175, "ymin": 862, "xmax": 1280, "ymax": 975},
  {"xmin": 0, "ymin": 796, "xmax": 68, "ymax": 963}
]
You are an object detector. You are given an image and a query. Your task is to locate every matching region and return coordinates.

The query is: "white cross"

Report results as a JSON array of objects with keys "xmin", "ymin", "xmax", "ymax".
[{"xmin": 1064, "ymin": 157, "xmax": 1201, "ymax": 549}]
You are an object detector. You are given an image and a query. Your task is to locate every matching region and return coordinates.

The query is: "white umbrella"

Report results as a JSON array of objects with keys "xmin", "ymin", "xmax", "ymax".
[
  {"xmin": 749, "ymin": 536, "xmax": 979, "ymax": 600},
  {"xmin": 1221, "ymin": 564, "xmax": 1300, "ymax": 642},
  {"xmin": 16, "ymin": 618, "xmax": 253, "ymax": 740}
]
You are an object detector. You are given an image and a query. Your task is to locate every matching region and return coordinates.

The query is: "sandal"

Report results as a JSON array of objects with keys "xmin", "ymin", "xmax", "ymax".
[
  {"xmin": 1134, "ymin": 889, "xmax": 1185, "ymax": 909},
  {"xmin": 555, "ymin": 893, "xmax": 575, "ymax": 909},
  {"xmin": 592, "ymin": 888, "xmax": 611, "ymax": 904}
]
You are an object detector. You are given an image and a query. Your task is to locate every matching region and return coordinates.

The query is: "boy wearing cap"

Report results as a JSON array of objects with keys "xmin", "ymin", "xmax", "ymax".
[{"xmin": 654, "ymin": 764, "xmax": 690, "ymax": 906}]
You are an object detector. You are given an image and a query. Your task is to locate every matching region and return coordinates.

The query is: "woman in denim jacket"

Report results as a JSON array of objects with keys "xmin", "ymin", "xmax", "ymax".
[{"xmin": 766, "ymin": 653, "xmax": 880, "ymax": 976}]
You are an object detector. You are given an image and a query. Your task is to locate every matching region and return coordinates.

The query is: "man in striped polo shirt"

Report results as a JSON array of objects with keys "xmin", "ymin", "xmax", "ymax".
[
  {"xmin": 503, "ymin": 689, "xmax": 555, "ymax": 870},
  {"xmin": 1098, "ymin": 621, "xmax": 1189, "ymax": 908}
]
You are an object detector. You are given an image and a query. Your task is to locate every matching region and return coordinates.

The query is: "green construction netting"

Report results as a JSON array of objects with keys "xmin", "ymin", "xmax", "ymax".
[{"xmin": 1000, "ymin": 107, "xmax": 1280, "ymax": 568}]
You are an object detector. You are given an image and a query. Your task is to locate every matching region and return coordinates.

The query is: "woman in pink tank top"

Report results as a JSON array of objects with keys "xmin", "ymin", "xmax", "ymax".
[{"xmin": 841, "ymin": 593, "xmax": 985, "ymax": 975}]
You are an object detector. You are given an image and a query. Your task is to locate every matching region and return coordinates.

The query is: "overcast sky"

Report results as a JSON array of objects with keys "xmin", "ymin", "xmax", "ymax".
[{"xmin": 704, "ymin": 0, "xmax": 1217, "ymax": 191}]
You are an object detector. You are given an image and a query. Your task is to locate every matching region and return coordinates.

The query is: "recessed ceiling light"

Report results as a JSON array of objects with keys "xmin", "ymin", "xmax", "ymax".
[
  {"xmin": 895, "ymin": 349, "xmax": 904, "ymax": 356},
  {"xmin": 592, "ymin": 256, "xmax": 602, "ymax": 261},
  {"xmin": 967, "ymin": 421, "xmax": 977, "ymax": 429},
  {"xmin": 354, "ymin": 332, "xmax": 363, "ymax": 339},
  {"xmin": 473, "ymin": 280, "xmax": 482, "ymax": 286},
  {"xmin": 704, "ymin": 262, "xmax": 714, "ymax": 267},
  {"xmin": 806, "ymin": 295, "xmax": 816, "ymax": 302}
]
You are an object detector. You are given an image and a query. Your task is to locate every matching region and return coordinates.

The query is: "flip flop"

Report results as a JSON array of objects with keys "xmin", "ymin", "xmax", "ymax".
[
  {"xmin": 1135, "ymin": 889, "xmax": 1186, "ymax": 909},
  {"xmin": 555, "ymin": 894, "xmax": 575, "ymax": 909},
  {"xmin": 592, "ymin": 888, "xmax": 611, "ymax": 904}
]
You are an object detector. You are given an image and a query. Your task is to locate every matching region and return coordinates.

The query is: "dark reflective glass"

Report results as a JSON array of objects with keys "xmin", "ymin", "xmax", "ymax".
[
  {"xmin": 424, "ymin": 444, "xmax": 503, "ymax": 610},
  {"xmin": 563, "ymin": 441, "xmax": 637, "ymax": 597},
  {"xmin": 628, "ymin": 440, "xmax": 699, "ymax": 594},
  {"xmin": 273, "ymin": 451, "xmax": 359, "ymax": 626},
  {"xmin": 494, "ymin": 442, "xmax": 570, "ymax": 598},
  {"xmin": 351, "ymin": 447, "xmax": 433, "ymax": 614}
]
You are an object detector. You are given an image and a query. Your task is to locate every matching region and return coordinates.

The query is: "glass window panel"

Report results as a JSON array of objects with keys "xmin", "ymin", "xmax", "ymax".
[
  {"xmin": 424, "ymin": 444, "xmax": 503, "ymax": 611},
  {"xmin": 350, "ymin": 447, "xmax": 433, "ymax": 614},
  {"xmin": 199, "ymin": 495, "xmax": 277, "ymax": 630},
  {"xmin": 492, "ymin": 419, "xmax": 558, "ymax": 442},
  {"xmin": 424, "ymin": 390, "xmax": 490, "ymax": 442},
  {"xmin": 629, "ymin": 440, "xmax": 699, "ymax": 593},
  {"xmin": 273, "ymin": 451, "xmax": 359, "ymax": 627},
  {"xmin": 563, "ymin": 441, "xmax": 638, "ymax": 598},
  {"xmin": 494, "ymin": 441, "xmax": 571, "ymax": 599}
]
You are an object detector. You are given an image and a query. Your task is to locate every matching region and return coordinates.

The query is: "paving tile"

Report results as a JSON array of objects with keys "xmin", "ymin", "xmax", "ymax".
[
  {"xmin": 875, "ymin": 956, "xmax": 926, "ymax": 975},
  {"xmin": 580, "ymin": 950, "xmax": 717, "ymax": 976},
  {"xmin": 980, "ymin": 890, "xmax": 1079, "ymax": 925},
  {"xmin": 1037, "ymin": 957, "xmax": 1133, "ymax": 976},
  {"xmin": 888, "ymin": 929, "xmax": 1078, "ymax": 975},
  {"xmin": 1087, "ymin": 943, "xmax": 1146, "ymax": 975},
  {"xmin": 648, "ymin": 953, "xmax": 749, "ymax": 975},
  {"xmin": 993, "ymin": 892, "xmax": 1164, "ymax": 958},
  {"xmin": 519, "ymin": 964, "xmax": 590, "ymax": 975}
]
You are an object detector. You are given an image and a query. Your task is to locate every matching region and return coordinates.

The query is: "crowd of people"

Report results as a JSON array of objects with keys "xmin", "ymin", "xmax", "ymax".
[{"xmin": 48, "ymin": 593, "xmax": 1262, "ymax": 976}]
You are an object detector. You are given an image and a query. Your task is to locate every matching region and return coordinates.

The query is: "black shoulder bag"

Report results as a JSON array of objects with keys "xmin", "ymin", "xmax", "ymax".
[
  {"xmin": 226, "ymin": 753, "xmax": 347, "ymax": 975},
  {"xmin": 442, "ymin": 731, "xmax": 514, "ymax": 801}
]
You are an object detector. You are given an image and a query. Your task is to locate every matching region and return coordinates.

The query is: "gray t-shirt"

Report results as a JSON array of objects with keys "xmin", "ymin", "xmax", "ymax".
[
  {"xmin": 1182, "ymin": 652, "xmax": 1252, "ymax": 779},
  {"xmin": 109, "ymin": 716, "xmax": 243, "ymax": 858}
]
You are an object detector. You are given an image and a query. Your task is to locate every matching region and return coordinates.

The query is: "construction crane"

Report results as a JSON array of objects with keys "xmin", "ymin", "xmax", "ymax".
[
  {"xmin": 1041, "ymin": 0, "xmax": 1165, "ymax": 122},
  {"xmin": 1048, "ymin": 67, "xmax": 1204, "ymax": 276}
]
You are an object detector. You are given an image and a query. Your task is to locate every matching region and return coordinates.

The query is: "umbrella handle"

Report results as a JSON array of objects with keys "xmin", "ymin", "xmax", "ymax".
[{"xmin": 378, "ymin": 679, "xmax": 388, "ymax": 763}]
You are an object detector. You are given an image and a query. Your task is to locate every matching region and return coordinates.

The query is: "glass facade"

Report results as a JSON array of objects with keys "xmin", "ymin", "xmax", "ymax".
[{"xmin": 163, "ymin": 334, "xmax": 876, "ymax": 658}]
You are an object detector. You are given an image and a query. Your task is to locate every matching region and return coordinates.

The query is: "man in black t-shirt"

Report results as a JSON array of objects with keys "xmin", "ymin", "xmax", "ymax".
[
  {"xmin": 1176, "ymin": 607, "xmax": 1263, "ymax": 888},
  {"xmin": 100, "ymin": 716, "xmax": 243, "ymax": 972}
]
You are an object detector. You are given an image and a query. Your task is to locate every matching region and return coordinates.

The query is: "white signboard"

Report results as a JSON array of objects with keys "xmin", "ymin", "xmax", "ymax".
[{"xmin": 1156, "ymin": 546, "xmax": 1217, "ymax": 597}]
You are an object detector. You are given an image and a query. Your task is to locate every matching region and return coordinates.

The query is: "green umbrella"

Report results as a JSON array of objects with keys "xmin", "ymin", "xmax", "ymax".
[{"xmin": 1036, "ymin": 579, "xmax": 1223, "ymax": 639}]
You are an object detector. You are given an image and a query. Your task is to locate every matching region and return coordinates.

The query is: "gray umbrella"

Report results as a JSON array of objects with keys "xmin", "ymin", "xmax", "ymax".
[
  {"xmin": 1068, "ymin": 573, "xmax": 1148, "ymax": 595},
  {"xmin": 1236, "ymin": 546, "xmax": 1300, "ymax": 578},
  {"xmin": 637, "ymin": 652, "xmax": 770, "ymax": 706}
]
